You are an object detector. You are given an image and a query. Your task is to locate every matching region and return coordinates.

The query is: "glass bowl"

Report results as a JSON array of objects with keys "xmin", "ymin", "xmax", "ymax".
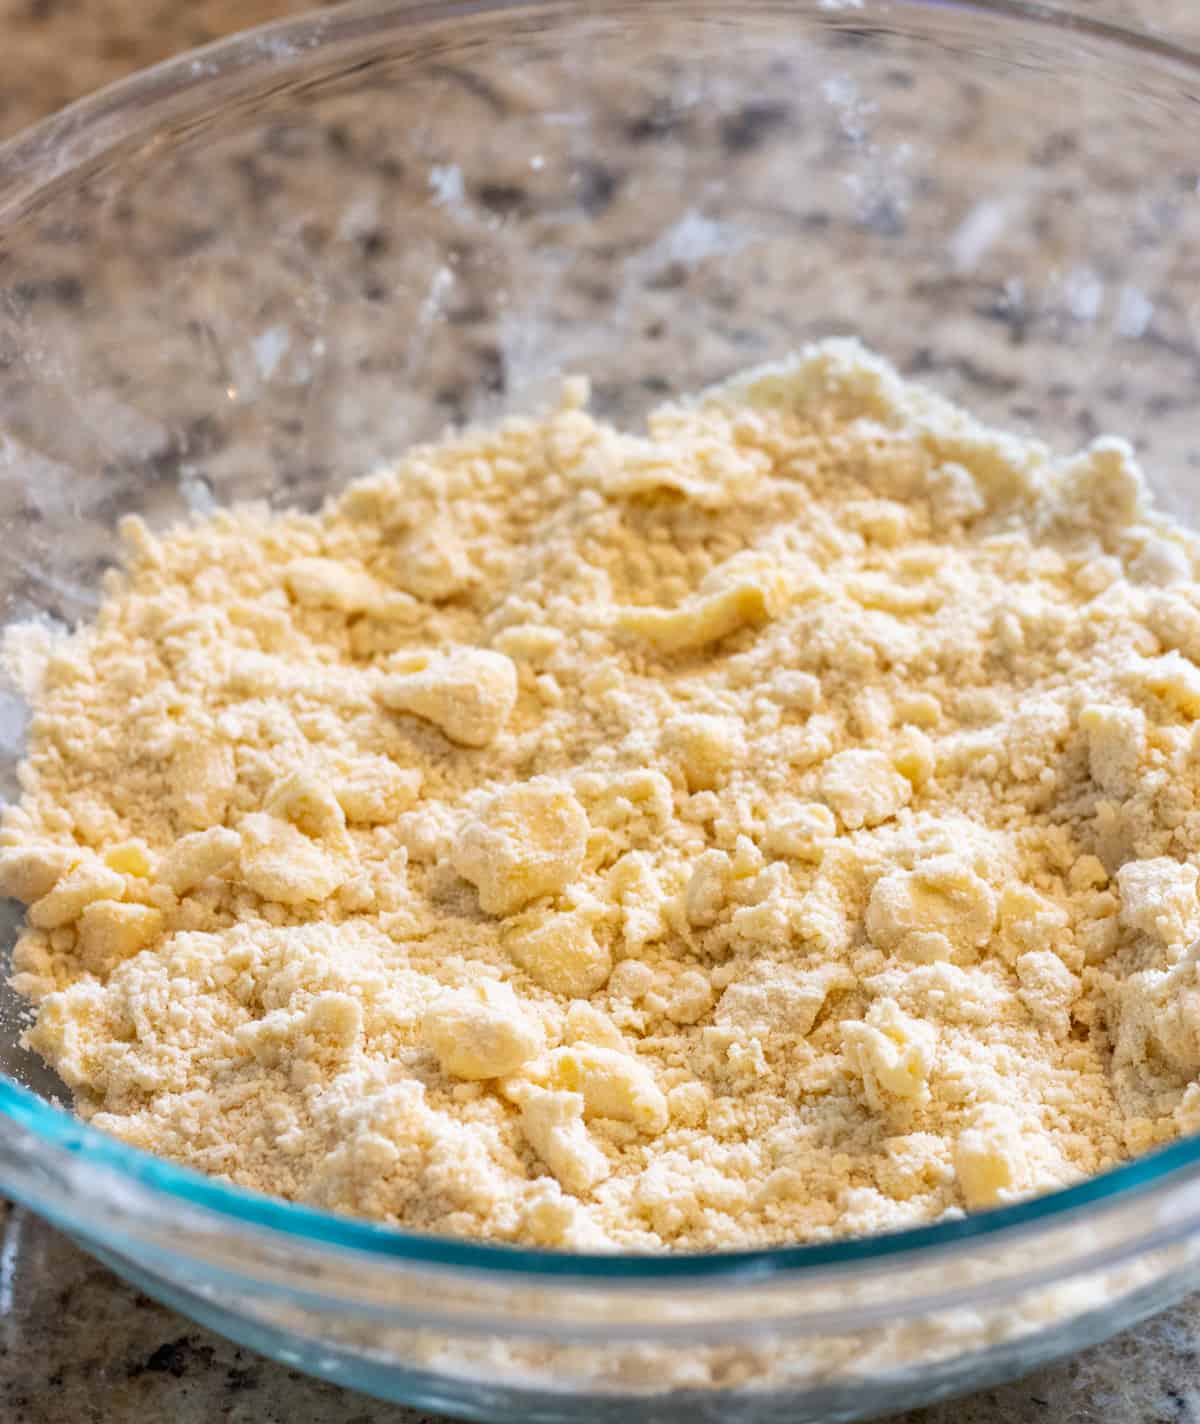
[{"xmin": 5, "ymin": 1, "xmax": 1200, "ymax": 1418}]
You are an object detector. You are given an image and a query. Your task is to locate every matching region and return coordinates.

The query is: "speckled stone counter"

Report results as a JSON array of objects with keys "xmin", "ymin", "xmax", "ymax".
[{"xmin": 4, "ymin": 2, "xmax": 1200, "ymax": 1422}]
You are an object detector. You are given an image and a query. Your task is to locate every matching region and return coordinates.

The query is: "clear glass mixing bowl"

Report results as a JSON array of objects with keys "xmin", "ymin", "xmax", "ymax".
[{"xmin": 5, "ymin": 1, "xmax": 1200, "ymax": 1418}]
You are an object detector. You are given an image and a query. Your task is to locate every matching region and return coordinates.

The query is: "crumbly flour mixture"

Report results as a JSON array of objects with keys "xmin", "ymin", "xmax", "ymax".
[{"xmin": 6, "ymin": 339, "xmax": 1200, "ymax": 1251}]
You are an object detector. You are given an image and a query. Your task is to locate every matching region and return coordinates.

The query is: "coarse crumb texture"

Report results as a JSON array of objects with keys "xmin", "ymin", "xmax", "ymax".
[{"xmin": 6, "ymin": 339, "xmax": 1200, "ymax": 1251}]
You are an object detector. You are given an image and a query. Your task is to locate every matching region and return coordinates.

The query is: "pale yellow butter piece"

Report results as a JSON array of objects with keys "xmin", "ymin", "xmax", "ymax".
[
  {"xmin": 608, "ymin": 851, "xmax": 668, "ymax": 952},
  {"xmin": 618, "ymin": 549, "xmax": 792, "ymax": 653},
  {"xmin": 760, "ymin": 802, "xmax": 836, "ymax": 861},
  {"xmin": 1079, "ymin": 703, "xmax": 1145, "ymax": 797},
  {"xmin": 518, "ymin": 1086, "xmax": 609, "ymax": 1193},
  {"xmin": 534, "ymin": 1042, "xmax": 668, "ymax": 1135},
  {"xmin": 1056, "ymin": 436, "xmax": 1145, "ymax": 531},
  {"xmin": 378, "ymin": 647, "xmax": 518, "ymax": 748},
  {"xmin": 843, "ymin": 999, "xmax": 936, "ymax": 1111},
  {"xmin": 169, "ymin": 737, "xmax": 236, "ymax": 831},
  {"xmin": 0, "ymin": 843, "xmax": 73, "ymax": 903},
  {"xmin": 423, "ymin": 980, "xmax": 544, "ymax": 1081},
  {"xmin": 1117, "ymin": 857, "xmax": 1199, "ymax": 947},
  {"xmin": 1015, "ymin": 950, "xmax": 1080, "ymax": 1039},
  {"xmin": 504, "ymin": 910, "xmax": 612, "ymax": 996},
  {"xmin": 158, "ymin": 827, "xmax": 241, "ymax": 895},
  {"xmin": 265, "ymin": 769, "xmax": 348, "ymax": 844},
  {"xmin": 955, "ymin": 1106, "xmax": 1027, "ymax": 1208},
  {"xmin": 995, "ymin": 883, "xmax": 1071, "ymax": 964},
  {"xmin": 103, "ymin": 841, "xmax": 155, "ymax": 878},
  {"xmin": 684, "ymin": 849, "xmax": 732, "ymax": 928},
  {"xmin": 452, "ymin": 780, "xmax": 588, "ymax": 916},
  {"xmin": 766, "ymin": 669, "xmax": 821, "ymax": 711},
  {"xmin": 866, "ymin": 856, "xmax": 996, "ymax": 964},
  {"xmin": 393, "ymin": 519, "xmax": 477, "ymax": 602},
  {"xmin": 334, "ymin": 758, "xmax": 422, "ymax": 824},
  {"xmin": 239, "ymin": 815, "xmax": 345, "ymax": 905},
  {"xmin": 1142, "ymin": 651, "xmax": 1200, "ymax": 718},
  {"xmin": 663, "ymin": 713, "xmax": 743, "ymax": 791},
  {"xmin": 304, "ymin": 991, "xmax": 363, "ymax": 1052},
  {"xmin": 715, "ymin": 968, "xmax": 843, "ymax": 1039},
  {"xmin": 664, "ymin": 969, "xmax": 714, "ymax": 1025},
  {"xmin": 285, "ymin": 557, "xmax": 383, "ymax": 612},
  {"xmin": 892, "ymin": 726, "xmax": 935, "ymax": 788},
  {"xmin": 821, "ymin": 749, "xmax": 911, "ymax": 830},
  {"xmin": 77, "ymin": 901, "xmax": 163, "ymax": 974},
  {"xmin": 29, "ymin": 861, "xmax": 125, "ymax": 930}
]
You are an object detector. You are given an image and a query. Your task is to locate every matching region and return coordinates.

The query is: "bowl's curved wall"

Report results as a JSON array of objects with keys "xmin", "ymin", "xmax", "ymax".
[{"xmin": 5, "ymin": 3, "xmax": 1200, "ymax": 1418}]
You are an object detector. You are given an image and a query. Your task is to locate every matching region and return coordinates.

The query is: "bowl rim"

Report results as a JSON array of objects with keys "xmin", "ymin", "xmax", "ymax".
[
  {"xmin": 4, "ymin": 0, "xmax": 1200, "ymax": 1281},
  {"xmin": 7, "ymin": 1072, "xmax": 1200, "ymax": 1283},
  {"xmin": 2, "ymin": 0, "xmax": 1200, "ymax": 220}
]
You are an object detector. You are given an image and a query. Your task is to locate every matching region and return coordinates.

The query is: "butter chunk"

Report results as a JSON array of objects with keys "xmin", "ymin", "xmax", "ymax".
[
  {"xmin": 760, "ymin": 802, "xmax": 836, "ymax": 861},
  {"xmin": 452, "ymin": 780, "xmax": 588, "ymax": 916},
  {"xmin": 843, "ymin": 999, "xmax": 936, "ymax": 1111},
  {"xmin": 393, "ymin": 519, "xmax": 477, "ymax": 602},
  {"xmin": 1056, "ymin": 437, "xmax": 1146, "ymax": 533},
  {"xmin": 1079, "ymin": 703, "xmax": 1145, "ymax": 797},
  {"xmin": 608, "ymin": 851, "xmax": 668, "ymax": 953},
  {"xmin": 103, "ymin": 841, "xmax": 154, "ymax": 878},
  {"xmin": 519, "ymin": 1181, "xmax": 583, "ymax": 1246},
  {"xmin": 159, "ymin": 827, "xmax": 241, "ymax": 895},
  {"xmin": 169, "ymin": 737, "xmax": 236, "ymax": 831},
  {"xmin": 866, "ymin": 856, "xmax": 997, "ymax": 964},
  {"xmin": 892, "ymin": 727, "xmax": 935, "ymax": 789},
  {"xmin": 663, "ymin": 713, "xmax": 743, "ymax": 791},
  {"xmin": 996, "ymin": 883, "xmax": 1071, "ymax": 964},
  {"xmin": 618, "ymin": 549, "xmax": 792, "ymax": 653},
  {"xmin": 29, "ymin": 860, "xmax": 126, "ymax": 930},
  {"xmin": 378, "ymin": 647, "xmax": 518, "ymax": 747},
  {"xmin": 505, "ymin": 910, "xmax": 612, "ymax": 996},
  {"xmin": 955, "ymin": 1106, "xmax": 1027, "ymax": 1208},
  {"xmin": 1015, "ymin": 949, "xmax": 1080, "ymax": 1040},
  {"xmin": 562, "ymin": 1001, "xmax": 625, "ymax": 1051},
  {"xmin": 518, "ymin": 1086, "xmax": 609, "ymax": 1193},
  {"xmin": 304, "ymin": 991, "xmax": 363, "ymax": 1053},
  {"xmin": 22, "ymin": 980, "xmax": 107, "ymax": 1089},
  {"xmin": 1117, "ymin": 857, "xmax": 1199, "ymax": 947},
  {"xmin": 794, "ymin": 876, "xmax": 851, "ymax": 956},
  {"xmin": 239, "ymin": 814, "xmax": 345, "ymax": 905},
  {"xmin": 684, "ymin": 849, "xmax": 732, "ymax": 928},
  {"xmin": 767, "ymin": 669, "xmax": 821, "ymax": 711},
  {"xmin": 285, "ymin": 557, "xmax": 383, "ymax": 612},
  {"xmin": 334, "ymin": 758, "xmax": 423, "ymax": 825},
  {"xmin": 492, "ymin": 623, "xmax": 565, "ymax": 666},
  {"xmin": 576, "ymin": 409, "xmax": 769, "ymax": 508},
  {"xmin": 422, "ymin": 981, "xmax": 543, "ymax": 1080},
  {"xmin": 0, "ymin": 843, "xmax": 73, "ymax": 903},
  {"xmin": 1141, "ymin": 651, "xmax": 1200, "ymax": 718},
  {"xmin": 716, "ymin": 967, "xmax": 846, "ymax": 1039},
  {"xmin": 266, "ymin": 769, "xmax": 348, "ymax": 844},
  {"xmin": 821, "ymin": 749, "xmax": 911, "ymax": 830},
  {"xmin": 1131, "ymin": 535, "xmax": 1192, "ymax": 587},
  {"xmin": 534, "ymin": 1043, "xmax": 668, "ymax": 1134},
  {"xmin": 664, "ymin": 968, "xmax": 713, "ymax": 1025},
  {"xmin": 77, "ymin": 901, "xmax": 163, "ymax": 974}
]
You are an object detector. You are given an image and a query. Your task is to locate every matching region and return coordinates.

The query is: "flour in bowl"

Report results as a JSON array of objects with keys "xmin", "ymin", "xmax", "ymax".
[{"xmin": 4, "ymin": 339, "xmax": 1200, "ymax": 1250}]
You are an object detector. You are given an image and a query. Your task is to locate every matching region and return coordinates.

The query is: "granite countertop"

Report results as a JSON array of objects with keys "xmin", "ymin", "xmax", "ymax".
[{"xmin": 4, "ymin": 2, "xmax": 1200, "ymax": 1422}]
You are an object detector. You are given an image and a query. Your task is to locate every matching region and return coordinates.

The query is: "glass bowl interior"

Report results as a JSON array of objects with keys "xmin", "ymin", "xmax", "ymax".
[{"xmin": 4, "ymin": 0, "xmax": 1200, "ymax": 1281}]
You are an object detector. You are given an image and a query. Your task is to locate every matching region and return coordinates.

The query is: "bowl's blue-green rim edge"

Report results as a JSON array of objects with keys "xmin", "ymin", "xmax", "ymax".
[
  {"xmin": 6, "ymin": 1073, "xmax": 1200, "ymax": 1280},
  {"xmin": 3, "ymin": 0, "xmax": 1200, "ymax": 1284}
]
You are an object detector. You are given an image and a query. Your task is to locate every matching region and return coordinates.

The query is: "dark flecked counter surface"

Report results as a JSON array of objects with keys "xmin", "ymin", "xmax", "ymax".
[{"xmin": 4, "ymin": 2, "xmax": 1200, "ymax": 1421}]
